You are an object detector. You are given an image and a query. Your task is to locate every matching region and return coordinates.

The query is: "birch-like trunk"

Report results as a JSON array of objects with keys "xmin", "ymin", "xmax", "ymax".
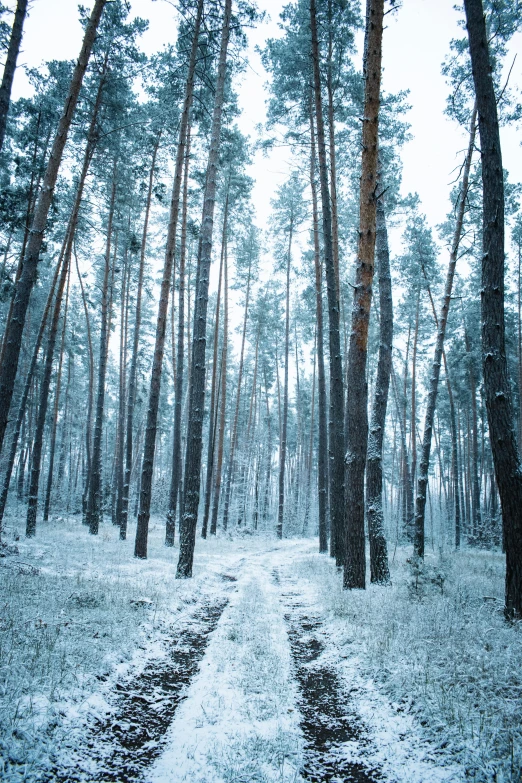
[{"xmin": 413, "ymin": 108, "xmax": 476, "ymax": 557}]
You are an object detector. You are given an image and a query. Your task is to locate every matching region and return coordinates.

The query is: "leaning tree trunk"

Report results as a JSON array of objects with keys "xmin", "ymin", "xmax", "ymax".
[
  {"xmin": 134, "ymin": 0, "xmax": 203, "ymax": 559},
  {"xmin": 120, "ymin": 134, "xmax": 160, "ymax": 540},
  {"xmin": 413, "ymin": 105, "xmax": 476, "ymax": 558},
  {"xmin": 309, "ymin": 107, "xmax": 328, "ymax": 553},
  {"xmin": 0, "ymin": 250, "xmax": 63, "ymax": 537},
  {"xmin": 277, "ymin": 218, "xmax": 293, "ymax": 540},
  {"xmin": 310, "ymin": 0, "xmax": 345, "ymax": 566},
  {"xmin": 464, "ymin": 0, "xmax": 522, "ymax": 619},
  {"xmin": 344, "ymin": 0, "xmax": 384, "ymax": 590},
  {"xmin": 26, "ymin": 222, "xmax": 75, "ymax": 538},
  {"xmin": 176, "ymin": 0, "xmax": 232, "ymax": 579},
  {"xmin": 26, "ymin": 77, "xmax": 106, "ymax": 538},
  {"xmin": 42, "ymin": 268, "xmax": 70, "ymax": 522},
  {"xmin": 0, "ymin": 0, "xmax": 28, "ymax": 153},
  {"xmin": 366, "ymin": 192, "xmax": 392, "ymax": 584},
  {"xmin": 0, "ymin": 0, "xmax": 106, "ymax": 461}
]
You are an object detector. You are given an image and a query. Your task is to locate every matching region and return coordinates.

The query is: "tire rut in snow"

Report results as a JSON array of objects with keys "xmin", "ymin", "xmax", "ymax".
[
  {"xmin": 274, "ymin": 569, "xmax": 381, "ymax": 783},
  {"xmin": 49, "ymin": 592, "xmax": 231, "ymax": 783}
]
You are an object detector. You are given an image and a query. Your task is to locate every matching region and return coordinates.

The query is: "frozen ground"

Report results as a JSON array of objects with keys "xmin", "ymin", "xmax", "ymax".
[{"xmin": 0, "ymin": 513, "xmax": 520, "ymax": 782}]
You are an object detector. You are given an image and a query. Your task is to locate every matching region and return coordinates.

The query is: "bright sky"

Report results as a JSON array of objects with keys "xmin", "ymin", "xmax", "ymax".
[{"xmin": 6, "ymin": 0, "xmax": 522, "ymax": 241}]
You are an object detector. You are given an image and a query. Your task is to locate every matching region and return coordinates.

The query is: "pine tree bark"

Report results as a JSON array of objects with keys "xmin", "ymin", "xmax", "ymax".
[
  {"xmin": 465, "ymin": 0, "xmax": 522, "ymax": 617},
  {"xmin": 310, "ymin": 0, "xmax": 345, "ymax": 566},
  {"xmin": 176, "ymin": 0, "xmax": 232, "ymax": 578},
  {"xmin": 344, "ymin": 0, "xmax": 384, "ymax": 589},
  {"xmin": 413, "ymin": 105, "xmax": 476, "ymax": 558},
  {"xmin": 309, "ymin": 108, "xmax": 328, "ymax": 554},
  {"xmin": 0, "ymin": 0, "xmax": 28, "ymax": 153},
  {"xmin": 135, "ymin": 0, "xmax": 203, "ymax": 559},
  {"xmin": 366, "ymin": 193, "xmax": 391, "ymax": 584},
  {"xmin": 0, "ymin": 0, "xmax": 106, "ymax": 461}
]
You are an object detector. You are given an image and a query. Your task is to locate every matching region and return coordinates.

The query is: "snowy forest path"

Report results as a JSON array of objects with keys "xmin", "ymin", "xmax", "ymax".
[
  {"xmin": 47, "ymin": 571, "xmax": 240, "ymax": 783},
  {"xmin": 37, "ymin": 537, "xmax": 462, "ymax": 783}
]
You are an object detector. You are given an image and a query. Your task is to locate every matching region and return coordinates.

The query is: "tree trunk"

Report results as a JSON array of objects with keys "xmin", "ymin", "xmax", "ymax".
[
  {"xmin": 26, "ymin": 222, "xmax": 75, "ymax": 537},
  {"xmin": 413, "ymin": 105, "xmax": 476, "ymax": 558},
  {"xmin": 0, "ymin": 0, "xmax": 28, "ymax": 152},
  {"xmin": 165, "ymin": 127, "xmax": 192, "ymax": 546},
  {"xmin": 135, "ymin": 0, "xmax": 203, "ymax": 559},
  {"xmin": 0, "ymin": 251, "xmax": 62, "ymax": 535},
  {"xmin": 366, "ymin": 193, "xmax": 392, "ymax": 584},
  {"xmin": 464, "ymin": 0, "xmax": 522, "ymax": 618},
  {"xmin": 310, "ymin": 0, "xmax": 345, "ymax": 567},
  {"xmin": 309, "ymin": 106, "xmax": 328, "ymax": 554},
  {"xmin": 344, "ymin": 0, "xmax": 384, "ymax": 589},
  {"xmin": 42, "ymin": 267, "xmax": 70, "ymax": 522},
  {"xmin": 201, "ymin": 193, "xmax": 227, "ymax": 539},
  {"xmin": 277, "ymin": 219, "xmax": 293, "ymax": 539},
  {"xmin": 464, "ymin": 325, "xmax": 482, "ymax": 540},
  {"xmin": 0, "ymin": 0, "xmax": 106, "ymax": 460},
  {"xmin": 210, "ymin": 239, "xmax": 228, "ymax": 536},
  {"xmin": 176, "ymin": 0, "xmax": 232, "ymax": 578},
  {"xmin": 25, "ymin": 71, "xmax": 106, "ymax": 536},
  {"xmin": 86, "ymin": 174, "xmax": 117, "ymax": 535},
  {"xmin": 221, "ymin": 248, "xmax": 252, "ymax": 533},
  {"xmin": 120, "ymin": 135, "xmax": 160, "ymax": 540}
]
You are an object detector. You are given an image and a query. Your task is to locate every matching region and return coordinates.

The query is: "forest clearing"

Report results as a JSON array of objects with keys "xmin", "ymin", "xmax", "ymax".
[{"xmin": 0, "ymin": 0, "xmax": 521, "ymax": 780}]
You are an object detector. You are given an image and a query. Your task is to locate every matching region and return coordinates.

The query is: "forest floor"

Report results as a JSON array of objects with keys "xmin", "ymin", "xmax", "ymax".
[{"xmin": 0, "ymin": 514, "xmax": 520, "ymax": 783}]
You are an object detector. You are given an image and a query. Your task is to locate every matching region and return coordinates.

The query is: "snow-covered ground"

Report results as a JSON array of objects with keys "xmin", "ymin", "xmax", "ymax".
[{"xmin": 0, "ymin": 514, "xmax": 520, "ymax": 782}]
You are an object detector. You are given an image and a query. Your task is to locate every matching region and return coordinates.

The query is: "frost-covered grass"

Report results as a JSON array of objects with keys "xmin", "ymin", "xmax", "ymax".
[
  {"xmin": 292, "ymin": 546, "xmax": 522, "ymax": 783},
  {"xmin": 0, "ymin": 513, "xmax": 250, "ymax": 782}
]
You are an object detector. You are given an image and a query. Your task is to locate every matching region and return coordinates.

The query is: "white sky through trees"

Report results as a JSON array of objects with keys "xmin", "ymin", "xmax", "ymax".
[{"xmin": 7, "ymin": 0, "xmax": 522, "ymax": 249}]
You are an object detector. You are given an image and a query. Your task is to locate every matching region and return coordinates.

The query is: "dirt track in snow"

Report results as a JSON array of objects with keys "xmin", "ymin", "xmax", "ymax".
[
  {"xmin": 275, "ymin": 566, "xmax": 382, "ymax": 783},
  {"xmin": 48, "ymin": 579, "xmax": 236, "ymax": 783}
]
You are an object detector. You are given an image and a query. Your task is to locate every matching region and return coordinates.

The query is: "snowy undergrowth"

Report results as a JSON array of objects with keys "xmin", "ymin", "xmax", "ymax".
[
  {"xmin": 292, "ymin": 546, "xmax": 521, "ymax": 783},
  {"xmin": 0, "ymin": 514, "xmax": 249, "ymax": 782},
  {"xmin": 149, "ymin": 555, "xmax": 302, "ymax": 783}
]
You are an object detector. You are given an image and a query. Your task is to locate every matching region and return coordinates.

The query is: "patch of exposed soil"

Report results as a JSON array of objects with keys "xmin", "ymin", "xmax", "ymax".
[
  {"xmin": 49, "ymin": 594, "xmax": 231, "ymax": 783},
  {"xmin": 276, "ymin": 569, "xmax": 382, "ymax": 783}
]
